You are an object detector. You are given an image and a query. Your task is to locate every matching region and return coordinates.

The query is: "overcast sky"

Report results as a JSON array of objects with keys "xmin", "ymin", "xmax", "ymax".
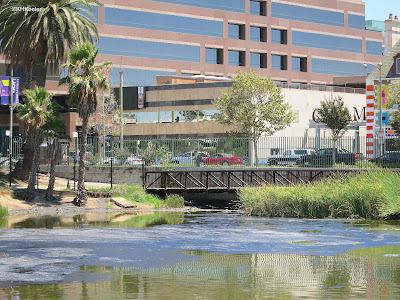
[{"xmin": 364, "ymin": 0, "xmax": 398, "ymax": 21}]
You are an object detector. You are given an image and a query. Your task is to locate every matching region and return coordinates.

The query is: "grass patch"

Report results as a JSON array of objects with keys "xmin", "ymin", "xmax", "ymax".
[
  {"xmin": 165, "ymin": 194, "xmax": 185, "ymax": 208},
  {"xmin": 239, "ymin": 170, "xmax": 400, "ymax": 219},
  {"xmin": 0, "ymin": 205, "xmax": 8, "ymax": 218},
  {"xmin": 89, "ymin": 185, "xmax": 185, "ymax": 208}
]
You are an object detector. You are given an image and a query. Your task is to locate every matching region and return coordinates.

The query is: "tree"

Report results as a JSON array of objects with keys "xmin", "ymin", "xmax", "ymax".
[
  {"xmin": 213, "ymin": 70, "xmax": 294, "ymax": 166},
  {"xmin": 316, "ymin": 96, "xmax": 351, "ymax": 165},
  {"xmin": 13, "ymin": 86, "xmax": 56, "ymax": 197},
  {"xmin": 386, "ymin": 80, "xmax": 400, "ymax": 109},
  {"xmin": 388, "ymin": 80, "xmax": 400, "ymax": 136},
  {"xmin": 0, "ymin": 0, "xmax": 99, "ymax": 181},
  {"xmin": 59, "ymin": 43, "xmax": 112, "ymax": 206},
  {"xmin": 42, "ymin": 114, "xmax": 68, "ymax": 201}
]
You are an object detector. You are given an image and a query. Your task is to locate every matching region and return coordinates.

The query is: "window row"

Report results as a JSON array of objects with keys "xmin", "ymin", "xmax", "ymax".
[
  {"xmin": 124, "ymin": 1, "xmax": 364, "ymax": 30},
  {"xmin": 104, "ymin": 0, "xmax": 365, "ymax": 30},
  {"xmin": 229, "ymin": 24, "xmax": 287, "ymax": 44},
  {"xmin": 123, "ymin": 110, "xmax": 219, "ymax": 124},
  {"xmin": 206, "ymin": 49, "xmax": 307, "ymax": 71}
]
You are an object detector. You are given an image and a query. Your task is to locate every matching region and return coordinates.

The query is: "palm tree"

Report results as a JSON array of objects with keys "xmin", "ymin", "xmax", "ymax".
[
  {"xmin": 14, "ymin": 86, "xmax": 56, "ymax": 197},
  {"xmin": 0, "ymin": 0, "xmax": 99, "ymax": 180},
  {"xmin": 0, "ymin": 0, "xmax": 99, "ymax": 87},
  {"xmin": 60, "ymin": 43, "xmax": 112, "ymax": 206},
  {"xmin": 42, "ymin": 110, "xmax": 68, "ymax": 201}
]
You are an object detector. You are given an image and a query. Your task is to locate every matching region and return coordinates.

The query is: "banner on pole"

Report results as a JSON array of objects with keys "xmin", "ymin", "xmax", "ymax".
[
  {"xmin": 1, "ymin": 76, "xmax": 10, "ymax": 105},
  {"xmin": 1, "ymin": 76, "xmax": 20, "ymax": 105}
]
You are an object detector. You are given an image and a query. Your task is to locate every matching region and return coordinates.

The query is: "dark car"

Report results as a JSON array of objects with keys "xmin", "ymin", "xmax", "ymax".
[{"xmin": 370, "ymin": 152, "xmax": 400, "ymax": 166}]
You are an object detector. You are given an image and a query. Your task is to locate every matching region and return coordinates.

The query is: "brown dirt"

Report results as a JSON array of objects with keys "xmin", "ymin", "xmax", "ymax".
[{"xmin": 0, "ymin": 170, "xmax": 155, "ymax": 215}]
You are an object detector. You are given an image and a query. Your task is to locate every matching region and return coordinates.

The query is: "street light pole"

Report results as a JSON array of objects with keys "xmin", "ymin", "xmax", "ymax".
[{"xmin": 378, "ymin": 61, "xmax": 384, "ymax": 156}]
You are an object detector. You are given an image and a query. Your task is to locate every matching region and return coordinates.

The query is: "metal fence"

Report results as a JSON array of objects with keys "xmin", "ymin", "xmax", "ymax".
[{"xmin": 47, "ymin": 135, "xmax": 400, "ymax": 169}]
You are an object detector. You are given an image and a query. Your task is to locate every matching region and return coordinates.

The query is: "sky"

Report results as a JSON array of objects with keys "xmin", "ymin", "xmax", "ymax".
[{"xmin": 364, "ymin": 0, "xmax": 398, "ymax": 21}]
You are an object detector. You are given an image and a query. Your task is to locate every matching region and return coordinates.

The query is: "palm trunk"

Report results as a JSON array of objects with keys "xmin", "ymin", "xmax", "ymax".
[
  {"xmin": 27, "ymin": 131, "xmax": 42, "ymax": 197},
  {"xmin": 73, "ymin": 115, "xmax": 89, "ymax": 206},
  {"xmin": 46, "ymin": 137, "xmax": 58, "ymax": 201},
  {"xmin": 35, "ymin": 35, "xmax": 48, "ymax": 87},
  {"xmin": 25, "ymin": 61, "xmax": 33, "ymax": 90}
]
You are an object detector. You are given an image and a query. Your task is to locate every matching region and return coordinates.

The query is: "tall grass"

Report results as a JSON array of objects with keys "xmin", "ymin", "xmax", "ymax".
[
  {"xmin": 0, "ymin": 204, "xmax": 8, "ymax": 218},
  {"xmin": 239, "ymin": 170, "xmax": 400, "ymax": 219}
]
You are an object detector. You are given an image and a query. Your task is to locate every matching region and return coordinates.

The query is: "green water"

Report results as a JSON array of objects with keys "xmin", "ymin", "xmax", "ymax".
[{"xmin": 0, "ymin": 213, "xmax": 400, "ymax": 299}]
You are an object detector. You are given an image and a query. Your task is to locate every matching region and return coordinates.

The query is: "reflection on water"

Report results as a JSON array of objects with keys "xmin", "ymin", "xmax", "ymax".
[
  {"xmin": 2, "ymin": 212, "xmax": 184, "ymax": 229},
  {"xmin": 1, "ymin": 248, "xmax": 400, "ymax": 299},
  {"xmin": 0, "ymin": 213, "xmax": 400, "ymax": 299}
]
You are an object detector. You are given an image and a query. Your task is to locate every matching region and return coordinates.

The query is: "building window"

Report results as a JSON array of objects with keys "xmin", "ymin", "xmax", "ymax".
[
  {"xmin": 271, "ymin": 29, "xmax": 287, "ymax": 44},
  {"xmin": 250, "ymin": 0, "xmax": 266, "ymax": 16},
  {"xmin": 250, "ymin": 26, "xmax": 266, "ymax": 42},
  {"xmin": 250, "ymin": 53, "xmax": 266, "ymax": 68},
  {"xmin": 205, "ymin": 48, "xmax": 223, "ymax": 64},
  {"xmin": 397, "ymin": 58, "xmax": 400, "ymax": 75},
  {"xmin": 271, "ymin": 54, "xmax": 287, "ymax": 70},
  {"xmin": 228, "ymin": 23, "xmax": 245, "ymax": 39},
  {"xmin": 292, "ymin": 57, "xmax": 307, "ymax": 72},
  {"xmin": 228, "ymin": 50, "xmax": 245, "ymax": 66}
]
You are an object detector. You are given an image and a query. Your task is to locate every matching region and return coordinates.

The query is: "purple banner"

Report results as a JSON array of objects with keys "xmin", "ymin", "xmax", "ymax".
[
  {"xmin": 12, "ymin": 77, "xmax": 19, "ymax": 104},
  {"xmin": 1, "ymin": 76, "xmax": 20, "ymax": 105}
]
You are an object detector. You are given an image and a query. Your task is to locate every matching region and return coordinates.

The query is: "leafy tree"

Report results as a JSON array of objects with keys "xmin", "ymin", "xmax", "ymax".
[
  {"xmin": 386, "ymin": 80, "xmax": 400, "ymax": 109},
  {"xmin": 13, "ymin": 87, "xmax": 56, "ymax": 197},
  {"xmin": 316, "ymin": 96, "xmax": 351, "ymax": 165},
  {"xmin": 60, "ymin": 43, "xmax": 111, "ymax": 206},
  {"xmin": 0, "ymin": 0, "xmax": 99, "ymax": 180},
  {"xmin": 391, "ymin": 111, "xmax": 400, "ymax": 135},
  {"xmin": 213, "ymin": 70, "xmax": 294, "ymax": 166}
]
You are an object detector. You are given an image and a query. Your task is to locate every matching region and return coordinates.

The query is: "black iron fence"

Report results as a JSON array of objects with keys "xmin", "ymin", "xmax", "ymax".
[{"xmin": 35, "ymin": 135, "xmax": 400, "ymax": 169}]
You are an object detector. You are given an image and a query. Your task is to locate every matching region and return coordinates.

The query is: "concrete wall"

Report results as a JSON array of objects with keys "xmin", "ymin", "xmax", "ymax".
[{"xmin": 52, "ymin": 165, "xmax": 160, "ymax": 185}]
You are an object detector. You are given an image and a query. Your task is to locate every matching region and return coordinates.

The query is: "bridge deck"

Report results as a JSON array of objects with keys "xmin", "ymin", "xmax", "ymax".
[{"xmin": 144, "ymin": 167, "xmax": 369, "ymax": 192}]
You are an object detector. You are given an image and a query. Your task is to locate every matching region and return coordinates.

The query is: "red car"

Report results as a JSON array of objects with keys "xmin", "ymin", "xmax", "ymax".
[{"xmin": 202, "ymin": 153, "xmax": 243, "ymax": 166}]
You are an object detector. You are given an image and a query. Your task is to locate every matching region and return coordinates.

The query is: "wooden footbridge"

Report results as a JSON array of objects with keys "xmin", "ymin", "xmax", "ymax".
[{"xmin": 144, "ymin": 167, "xmax": 361, "ymax": 193}]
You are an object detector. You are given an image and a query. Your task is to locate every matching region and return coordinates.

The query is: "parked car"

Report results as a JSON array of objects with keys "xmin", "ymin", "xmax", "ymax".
[
  {"xmin": 296, "ymin": 148, "xmax": 363, "ymax": 166},
  {"xmin": 103, "ymin": 157, "xmax": 121, "ymax": 165},
  {"xmin": 268, "ymin": 149, "xmax": 315, "ymax": 166},
  {"xmin": 202, "ymin": 153, "xmax": 243, "ymax": 166},
  {"xmin": 369, "ymin": 151, "xmax": 400, "ymax": 166},
  {"xmin": 125, "ymin": 155, "xmax": 145, "ymax": 165},
  {"xmin": 171, "ymin": 151, "xmax": 209, "ymax": 165}
]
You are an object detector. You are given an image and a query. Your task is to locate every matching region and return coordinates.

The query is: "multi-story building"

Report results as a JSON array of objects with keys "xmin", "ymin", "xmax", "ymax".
[
  {"xmin": 95, "ymin": 0, "xmax": 383, "ymax": 87},
  {"xmin": 0, "ymin": 0, "xmax": 390, "ymax": 153}
]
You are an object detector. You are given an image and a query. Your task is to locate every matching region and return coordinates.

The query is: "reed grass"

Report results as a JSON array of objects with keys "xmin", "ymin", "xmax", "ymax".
[
  {"xmin": 0, "ymin": 204, "xmax": 8, "ymax": 218},
  {"xmin": 239, "ymin": 170, "xmax": 400, "ymax": 219}
]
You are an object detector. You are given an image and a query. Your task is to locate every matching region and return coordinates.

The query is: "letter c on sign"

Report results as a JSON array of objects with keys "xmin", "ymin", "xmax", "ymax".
[{"xmin": 312, "ymin": 110, "xmax": 321, "ymax": 123}]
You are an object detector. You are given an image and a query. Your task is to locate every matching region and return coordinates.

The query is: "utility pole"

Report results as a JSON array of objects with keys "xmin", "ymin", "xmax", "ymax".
[
  {"xmin": 9, "ymin": 69, "xmax": 13, "ymax": 187},
  {"xmin": 119, "ymin": 68, "xmax": 123, "ymax": 151}
]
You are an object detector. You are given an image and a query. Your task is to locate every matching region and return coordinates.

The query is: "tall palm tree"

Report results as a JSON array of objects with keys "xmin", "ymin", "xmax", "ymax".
[
  {"xmin": 0, "ymin": 0, "xmax": 99, "ymax": 87},
  {"xmin": 42, "ymin": 109, "xmax": 68, "ymax": 201},
  {"xmin": 0, "ymin": 0, "xmax": 99, "ymax": 180},
  {"xmin": 60, "ymin": 43, "xmax": 112, "ymax": 206},
  {"xmin": 14, "ymin": 86, "xmax": 56, "ymax": 197}
]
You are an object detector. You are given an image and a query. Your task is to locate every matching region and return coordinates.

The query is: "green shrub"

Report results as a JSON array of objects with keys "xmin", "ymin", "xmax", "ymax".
[
  {"xmin": 239, "ymin": 170, "xmax": 400, "ymax": 219},
  {"xmin": 165, "ymin": 194, "xmax": 185, "ymax": 208}
]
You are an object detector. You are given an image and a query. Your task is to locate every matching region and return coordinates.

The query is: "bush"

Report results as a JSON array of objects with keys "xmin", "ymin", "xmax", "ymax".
[
  {"xmin": 165, "ymin": 194, "xmax": 185, "ymax": 208},
  {"xmin": 239, "ymin": 170, "xmax": 400, "ymax": 219}
]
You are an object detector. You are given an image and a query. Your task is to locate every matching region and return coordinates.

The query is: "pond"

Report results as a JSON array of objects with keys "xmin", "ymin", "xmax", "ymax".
[{"xmin": 0, "ymin": 211, "xmax": 400, "ymax": 299}]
